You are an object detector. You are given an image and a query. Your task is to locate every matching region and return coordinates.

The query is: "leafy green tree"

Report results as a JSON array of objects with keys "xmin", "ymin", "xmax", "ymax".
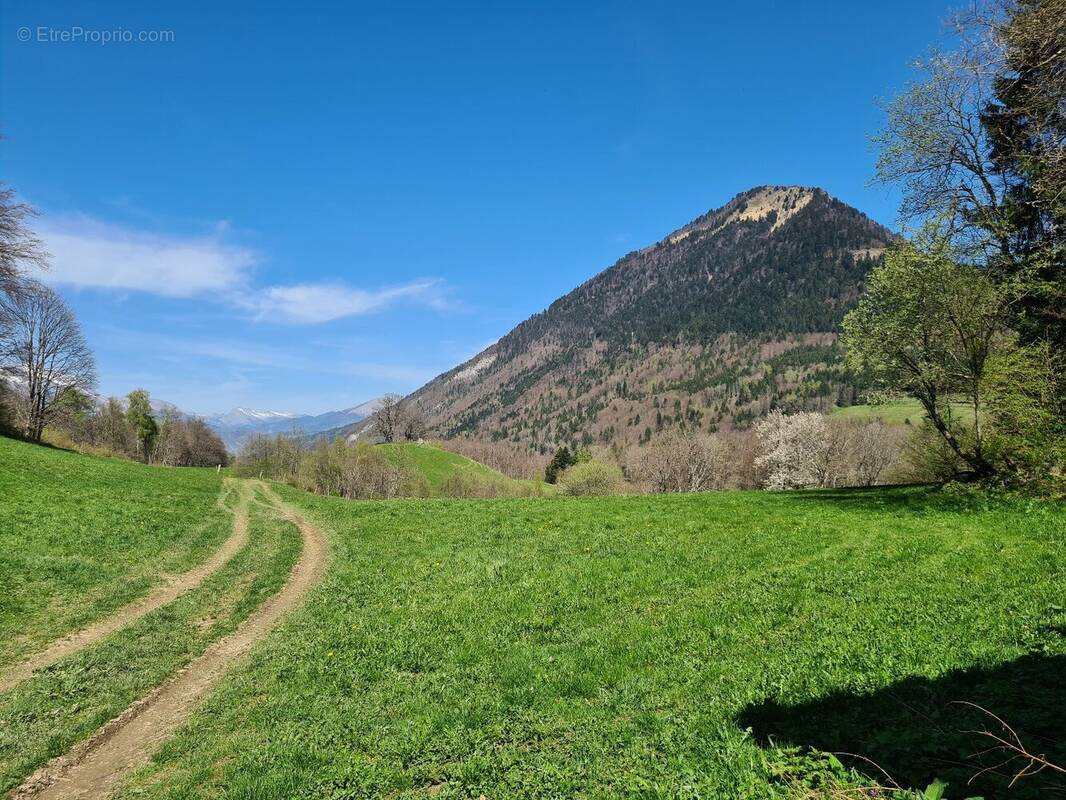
[
  {"xmin": 984, "ymin": 341, "xmax": 1066, "ymax": 489},
  {"xmin": 841, "ymin": 235, "xmax": 1006, "ymax": 479},
  {"xmin": 126, "ymin": 389, "xmax": 158, "ymax": 463},
  {"xmin": 873, "ymin": 1, "xmax": 1065, "ymax": 375}
]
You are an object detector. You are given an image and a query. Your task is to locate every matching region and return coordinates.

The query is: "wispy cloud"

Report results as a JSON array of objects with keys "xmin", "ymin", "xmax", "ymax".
[
  {"xmin": 37, "ymin": 215, "xmax": 450, "ymax": 324},
  {"xmin": 246, "ymin": 279, "xmax": 448, "ymax": 324},
  {"xmin": 100, "ymin": 328, "xmax": 436, "ymax": 384},
  {"xmin": 40, "ymin": 216, "xmax": 255, "ymax": 297}
]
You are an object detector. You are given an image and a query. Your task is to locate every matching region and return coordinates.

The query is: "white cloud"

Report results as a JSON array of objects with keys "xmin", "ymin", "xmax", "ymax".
[
  {"xmin": 248, "ymin": 279, "xmax": 446, "ymax": 323},
  {"xmin": 39, "ymin": 216, "xmax": 256, "ymax": 297},
  {"xmin": 37, "ymin": 215, "xmax": 449, "ymax": 324}
]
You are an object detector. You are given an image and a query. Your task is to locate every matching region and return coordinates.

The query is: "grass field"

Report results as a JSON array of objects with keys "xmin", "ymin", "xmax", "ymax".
[
  {"xmin": 0, "ymin": 436, "xmax": 231, "ymax": 668},
  {"xmin": 0, "ymin": 485, "xmax": 300, "ymax": 793},
  {"xmin": 108, "ymin": 485, "xmax": 1065, "ymax": 799},
  {"xmin": 831, "ymin": 400, "xmax": 975, "ymax": 426},
  {"xmin": 381, "ymin": 442, "xmax": 546, "ymax": 496}
]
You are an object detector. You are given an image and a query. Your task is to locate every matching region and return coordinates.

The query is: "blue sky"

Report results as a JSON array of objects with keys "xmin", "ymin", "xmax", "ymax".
[{"xmin": 2, "ymin": 1, "xmax": 954, "ymax": 414}]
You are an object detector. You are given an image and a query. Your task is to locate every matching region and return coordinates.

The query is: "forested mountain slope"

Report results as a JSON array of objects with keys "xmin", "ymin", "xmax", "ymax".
[{"xmin": 401, "ymin": 186, "xmax": 895, "ymax": 451}]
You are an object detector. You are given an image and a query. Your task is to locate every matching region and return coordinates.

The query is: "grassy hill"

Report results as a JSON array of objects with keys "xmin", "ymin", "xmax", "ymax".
[
  {"xmin": 113, "ymin": 484, "xmax": 1065, "ymax": 799},
  {"xmin": 380, "ymin": 442, "xmax": 548, "ymax": 496}
]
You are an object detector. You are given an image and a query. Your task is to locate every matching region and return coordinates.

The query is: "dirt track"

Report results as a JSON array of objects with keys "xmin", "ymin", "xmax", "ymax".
[
  {"xmin": 12, "ymin": 484, "xmax": 327, "ymax": 800},
  {"xmin": 0, "ymin": 480, "xmax": 252, "ymax": 694}
]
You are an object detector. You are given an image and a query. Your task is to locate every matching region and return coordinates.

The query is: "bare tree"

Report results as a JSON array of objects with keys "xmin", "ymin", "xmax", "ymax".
[
  {"xmin": 627, "ymin": 430, "xmax": 731, "ymax": 493},
  {"xmin": 872, "ymin": 14, "xmax": 1008, "ymax": 259},
  {"xmin": 852, "ymin": 422, "xmax": 905, "ymax": 486},
  {"xmin": 371, "ymin": 393, "xmax": 404, "ymax": 443},
  {"xmin": 0, "ymin": 281, "xmax": 96, "ymax": 441},
  {"xmin": 148, "ymin": 409, "xmax": 228, "ymax": 467},
  {"xmin": 401, "ymin": 404, "xmax": 428, "ymax": 441},
  {"xmin": 0, "ymin": 184, "xmax": 48, "ymax": 297}
]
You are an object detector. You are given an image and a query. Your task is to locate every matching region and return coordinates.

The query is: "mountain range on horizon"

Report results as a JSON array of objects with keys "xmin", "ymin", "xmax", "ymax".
[
  {"xmin": 332, "ymin": 185, "xmax": 895, "ymax": 452},
  {"xmin": 199, "ymin": 399, "xmax": 384, "ymax": 450}
]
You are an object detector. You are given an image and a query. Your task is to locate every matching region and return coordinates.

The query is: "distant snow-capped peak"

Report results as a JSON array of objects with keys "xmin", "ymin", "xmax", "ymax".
[{"xmin": 230, "ymin": 408, "xmax": 300, "ymax": 420}]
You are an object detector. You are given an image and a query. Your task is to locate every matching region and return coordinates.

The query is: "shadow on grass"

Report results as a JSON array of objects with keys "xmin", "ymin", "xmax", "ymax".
[
  {"xmin": 738, "ymin": 653, "xmax": 1066, "ymax": 798},
  {"xmin": 776, "ymin": 484, "xmax": 1035, "ymax": 516}
]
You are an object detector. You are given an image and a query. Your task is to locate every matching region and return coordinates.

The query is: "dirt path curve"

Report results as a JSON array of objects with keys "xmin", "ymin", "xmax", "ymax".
[
  {"xmin": 13, "ymin": 484, "xmax": 327, "ymax": 800},
  {"xmin": 0, "ymin": 480, "xmax": 253, "ymax": 695}
]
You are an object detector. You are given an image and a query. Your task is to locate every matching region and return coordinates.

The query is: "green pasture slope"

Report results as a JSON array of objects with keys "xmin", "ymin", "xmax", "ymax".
[
  {"xmin": 117, "ymin": 485, "xmax": 1066, "ymax": 799},
  {"xmin": 831, "ymin": 399, "xmax": 975, "ymax": 426},
  {"xmin": 381, "ymin": 442, "xmax": 545, "ymax": 495},
  {"xmin": 0, "ymin": 436, "xmax": 232, "ymax": 667}
]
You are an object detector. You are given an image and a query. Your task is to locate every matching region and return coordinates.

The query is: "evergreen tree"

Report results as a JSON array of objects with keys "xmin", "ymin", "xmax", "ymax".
[
  {"xmin": 126, "ymin": 389, "xmax": 158, "ymax": 463},
  {"xmin": 544, "ymin": 446, "xmax": 576, "ymax": 484}
]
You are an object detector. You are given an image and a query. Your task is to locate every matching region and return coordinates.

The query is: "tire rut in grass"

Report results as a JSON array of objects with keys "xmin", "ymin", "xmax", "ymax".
[
  {"xmin": 11, "ymin": 484, "xmax": 327, "ymax": 800},
  {"xmin": 0, "ymin": 480, "xmax": 252, "ymax": 695}
]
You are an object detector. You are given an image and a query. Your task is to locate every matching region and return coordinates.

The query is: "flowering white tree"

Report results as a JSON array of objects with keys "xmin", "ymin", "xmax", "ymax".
[{"xmin": 754, "ymin": 410, "xmax": 850, "ymax": 490}]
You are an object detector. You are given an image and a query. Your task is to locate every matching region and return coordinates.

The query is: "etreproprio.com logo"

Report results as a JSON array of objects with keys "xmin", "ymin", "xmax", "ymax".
[{"xmin": 17, "ymin": 26, "xmax": 175, "ymax": 44}]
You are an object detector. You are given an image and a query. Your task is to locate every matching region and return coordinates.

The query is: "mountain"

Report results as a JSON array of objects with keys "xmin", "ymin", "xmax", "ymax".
[
  {"xmin": 209, "ymin": 408, "xmax": 301, "ymax": 427},
  {"xmin": 391, "ymin": 186, "xmax": 894, "ymax": 452},
  {"xmin": 205, "ymin": 399, "xmax": 383, "ymax": 450}
]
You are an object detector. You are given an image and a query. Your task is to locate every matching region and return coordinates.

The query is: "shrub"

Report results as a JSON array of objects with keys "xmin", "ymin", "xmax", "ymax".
[
  {"xmin": 558, "ymin": 460, "xmax": 627, "ymax": 496},
  {"xmin": 439, "ymin": 471, "xmax": 501, "ymax": 498}
]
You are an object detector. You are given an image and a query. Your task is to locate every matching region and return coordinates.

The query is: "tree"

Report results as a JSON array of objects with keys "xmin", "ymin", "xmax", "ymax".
[
  {"xmin": 371, "ymin": 393, "xmax": 404, "ymax": 443},
  {"xmin": 0, "ymin": 183, "xmax": 48, "ymax": 301},
  {"xmin": 0, "ymin": 281, "xmax": 96, "ymax": 441},
  {"xmin": 874, "ymin": 0, "xmax": 1066, "ymax": 369},
  {"xmin": 97, "ymin": 396, "xmax": 133, "ymax": 454},
  {"xmin": 852, "ymin": 422, "xmax": 906, "ymax": 487},
  {"xmin": 401, "ymin": 405, "xmax": 427, "ymax": 441},
  {"xmin": 754, "ymin": 410, "xmax": 851, "ymax": 490},
  {"xmin": 52, "ymin": 386, "xmax": 94, "ymax": 439},
  {"xmin": 0, "ymin": 376, "xmax": 17, "ymax": 433},
  {"xmin": 627, "ymin": 430, "xmax": 730, "ymax": 493},
  {"xmin": 544, "ymin": 446, "xmax": 576, "ymax": 484},
  {"xmin": 841, "ymin": 236, "xmax": 1006, "ymax": 478},
  {"xmin": 983, "ymin": 340, "xmax": 1066, "ymax": 488},
  {"xmin": 980, "ymin": 0, "xmax": 1066, "ymax": 350},
  {"xmin": 182, "ymin": 417, "xmax": 229, "ymax": 467},
  {"xmin": 126, "ymin": 389, "xmax": 158, "ymax": 462}
]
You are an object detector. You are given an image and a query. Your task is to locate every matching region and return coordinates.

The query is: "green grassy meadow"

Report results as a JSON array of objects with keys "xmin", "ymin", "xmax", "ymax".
[
  {"xmin": 0, "ymin": 436, "xmax": 231, "ymax": 667},
  {"xmin": 110, "ymin": 484, "xmax": 1065, "ymax": 799},
  {"xmin": 0, "ymin": 484, "xmax": 300, "ymax": 793},
  {"xmin": 830, "ymin": 399, "xmax": 976, "ymax": 426}
]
